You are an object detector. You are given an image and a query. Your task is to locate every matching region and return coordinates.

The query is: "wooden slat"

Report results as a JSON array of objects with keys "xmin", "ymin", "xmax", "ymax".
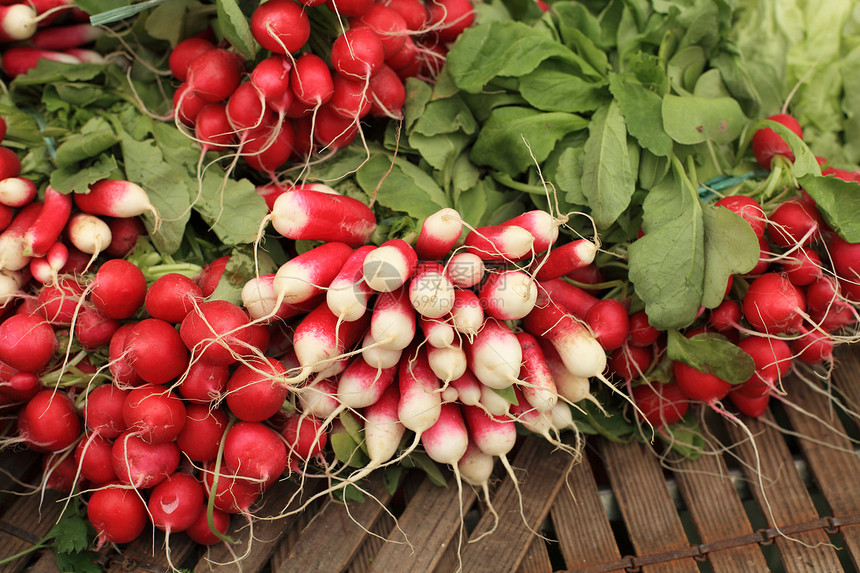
[
  {"xmin": 0, "ymin": 490, "xmax": 66, "ymax": 573},
  {"xmin": 516, "ymin": 537, "xmax": 553, "ymax": 573},
  {"xmin": 782, "ymin": 372, "xmax": 860, "ymax": 570},
  {"xmin": 601, "ymin": 440, "xmax": 698, "ymax": 573},
  {"xmin": 673, "ymin": 451, "xmax": 769, "ymax": 570},
  {"xmin": 550, "ymin": 451, "xmax": 622, "ymax": 569},
  {"xmin": 366, "ymin": 472, "xmax": 476, "ymax": 573},
  {"xmin": 724, "ymin": 410, "xmax": 843, "ymax": 573},
  {"xmin": 458, "ymin": 438, "xmax": 574, "ymax": 573},
  {"xmin": 274, "ymin": 474, "xmax": 392, "ymax": 573}
]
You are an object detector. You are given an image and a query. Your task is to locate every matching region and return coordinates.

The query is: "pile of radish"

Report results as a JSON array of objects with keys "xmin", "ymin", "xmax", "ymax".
[{"xmin": 169, "ymin": 0, "xmax": 474, "ymax": 179}]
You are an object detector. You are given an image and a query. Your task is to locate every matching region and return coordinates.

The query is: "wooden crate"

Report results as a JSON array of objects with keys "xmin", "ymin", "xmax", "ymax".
[{"xmin": 3, "ymin": 348, "xmax": 860, "ymax": 573}]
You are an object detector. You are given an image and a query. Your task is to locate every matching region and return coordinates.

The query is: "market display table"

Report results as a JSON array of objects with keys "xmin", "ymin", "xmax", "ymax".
[{"xmin": 2, "ymin": 349, "xmax": 860, "ymax": 573}]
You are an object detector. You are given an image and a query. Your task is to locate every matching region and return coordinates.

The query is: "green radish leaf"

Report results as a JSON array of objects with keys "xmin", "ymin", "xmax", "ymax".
[
  {"xmin": 799, "ymin": 174, "xmax": 860, "ymax": 242},
  {"xmin": 411, "ymin": 96, "xmax": 477, "ymax": 137},
  {"xmin": 356, "ymin": 154, "xmax": 450, "ymax": 220},
  {"xmin": 197, "ymin": 170, "xmax": 268, "ymax": 246},
  {"xmin": 581, "ymin": 101, "xmax": 637, "ymax": 229},
  {"xmin": 401, "ymin": 451, "xmax": 448, "ymax": 487},
  {"xmin": 569, "ymin": 390, "xmax": 634, "ymax": 442},
  {"xmin": 54, "ymin": 117, "xmax": 118, "ymax": 168},
  {"xmin": 50, "ymin": 154, "xmax": 118, "ymax": 194},
  {"xmin": 470, "ymin": 106, "xmax": 588, "ymax": 176},
  {"xmin": 55, "ymin": 551, "xmax": 101, "ymax": 573},
  {"xmin": 340, "ymin": 411, "xmax": 367, "ymax": 455},
  {"xmin": 655, "ymin": 415, "xmax": 706, "ymax": 460},
  {"xmin": 48, "ymin": 514, "xmax": 91, "ymax": 554},
  {"xmin": 408, "ymin": 131, "xmax": 472, "ymax": 173},
  {"xmin": 761, "ymin": 119, "xmax": 822, "ymax": 179},
  {"xmin": 145, "ymin": 0, "xmax": 188, "ymax": 46},
  {"xmin": 518, "ymin": 61, "xmax": 608, "ymax": 113},
  {"xmin": 382, "ymin": 465, "xmax": 405, "ymax": 495},
  {"xmin": 216, "ymin": 0, "xmax": 257, "ymax": 60},
  {"xmin": 666, "ymin": 330, "xmax": 755, "ymax": 385},
  {"xmin": 700, "ymin": 203, "xmax": 760, "ymax": 309},
  {"xmin": 661, "ymin": 94, "xmax": 747, "ymax": 145},
  {"xmin": 331, "ymin": 432, "xmax": 369, "ymax": 468},
  {"xmin": 491, "ymin": 385, "xmax": 519, "ymax": 405},
  {"xmin": 609, "ymin": 73, "xmax": 674, "ymax": 157}
]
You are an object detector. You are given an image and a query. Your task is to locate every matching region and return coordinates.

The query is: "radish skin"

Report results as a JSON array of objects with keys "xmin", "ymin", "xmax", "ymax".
[
  {"xmin": 271, "ymin": 188, "xmax": 376, "ymax": 247},
  {"xmin": 273, "ymin": 241, "xmax": 354, "ymax": 306},
  {"xmin": 415, "ymin": 207, "xmax": 463, "ymax": 260},
  {"xmin": 523, "ymin": 302, "xmax": 607, "ymax": 380},
  {"xmin": 464, "ymin": 224, "xmax": 534, "ymax": 261},
  {"xmin": 418, "ymin": 315, "xmax": 455, "ymax": 348},
  {"xmin": 370, "ymin": 286, "xmax": 416, "ymax": 351},
  {"xmin": 445, "ymin": 252, "xmax": 484, "ymax": 288},
  {"xmin": 478, "ymin": 270, "xmax": 537, "ymax": 320},
  {"xmin": 466, "ymin": 319, "xmax": 522, "ymax": 389},
  {"xmin": 532, "ymin": 238, "xmax": 598, "ymax": 281},
  {"xmin": 326, "ymin": 245, "xmax": 375, "ymax": 322},
  {"xmin": 408, "ymin": 261, "xmax": 455, "ymax": 319},
  {"xmin": 336, "ymin": 357, "xmax": 397, "ymax": 409},
  {"xmin": 360, "ymin": 330, "xmax": 402, "ymax": 369},
  {"xmin": 363, "ymin": 238, "xmax": 418, "ymax": 292},
  {"xmin": 516, "ymin": 332, "xmax": 558, "ymax": 413},
  {"xmin": 67, "ymin": 212, "xmax": 112, "ymax": 255},
  {"xmin": 449, "ymin": 288, "xmax": 484, "ymax": 338}
]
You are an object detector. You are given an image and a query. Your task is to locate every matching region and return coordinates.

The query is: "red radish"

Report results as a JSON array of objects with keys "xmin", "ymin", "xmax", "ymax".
[
  {"xmin": 398, "ymin": 345, "xmax": 443, "ymax": 435},
  {"xmin": 329, "ymin": 73, "xmax": 372, "ymax": 119},
  {"xmin": 148, "ymin": 472, "xmax": 205, "ymax": 533},
  {"xmin": 0, "ymin": 370, "xmax": 40, "ymax": 402},
  {"xmin": 122, "ymin": 385, "xmax": 186, "ymax": 444},
  {"xmin": 751, "ymin": 113, "xmax": 802, "ymax": 169},
  {"xmin": 112, "ymin": 431, "xmax": 180, "ymax": 488},
  {"xmin": 0, "ymin": 147, "xmax": 20, "ymax": 181},
  {"xmin": 445, "ymin": 252, "xmax": 485, "ymax": 288},
  {"xmin": 464, "ymin": 224, "xmax": 535, "ymax": 261},
  {"xmin": 273, "ymin": 241, "xmax": 354, "ymax": 307},
  {"xmin": 297, "ymin": 376, "xmax": 341, "ymax": 420},
  {"xmin": 83, "ymin": 384, "xmax": 129, "ymax": 439},
  {"xmin": 178, "ymin": 361, "xmax": 230, "ymax": 404},
  {"xmin": 385, "ymin": 0, "xmax": 427, "ymax": 30},
  {"xmin": 75, "ymin": 304, "xmax": 121, "ymax": 349},
  {"xmin": 631, "ymin": 381, "xmax": 689, "ymax": 427},
  {"xmin": 194, "ymin": 103, "xmax": 236, "ymax": 149},
  {"xmin": 223, "ymin": 421, "xmax": 288, "ymax": 488},
  {"xmin": 77, "ymin": 179, "xmax": 159, "ymax": 220},
  {"xmin": 352, "ymin": 4, "xmax": 408, "ymax": 56},
  {"xmin": 226, "ymin": 81, "xmax": 272, "ymax": 132},
  {"xmin": 728, "ymin": 389, "xmax": 770, "ymax": 417},
  {"xmin": 31, "ymin": 22, "xmax": 101, "ymax": 49},
  {"xmin": 536, "ymin": 278, "xmax": 598, "ymax": 319},
  {"xmin": 422, "ymin": 401, "xmax": 468, "ymax": 467},
  {"xmin": 67, "ymin": 212, "xmax": 112, "ymax": 255},
  {"xmin": 180, "ymin": 300, "xmax": 258, "ymax": 366},
  {"xmin": 43, "ymin": 452, "xmax": 84, "ymax": 493},
  {"xmin": 478, "ymin": 269, "xmax": 537, "ymax": 320},
  {"xmin": 87, "ymin": 485, "xmax": 148, "ymax": 548},
  {"xmin": 523, "ymin": 302, "xmax": 607, "ymax": 379},
  {"xmin": 241, "ymin": 274, "xmax": 323, "ymax": 322},
  {"xmin": 21, "ymin": 187, "xmax": 70, "ymax": 258},
  {"xmin": 75, "ymin": 434, "xmax": 117, "ymax": 485},
  {"xmin": 291, "ymin": 301, "xmax": 370, "ymax": 381},
  {"xmin": 186, "ymin": 48, "xmax": 243, "ymax": 103},
  {"xmin": 0, "ymin": 5, "xmax": 38, "ymax": 43},
  {"xmin": 585, "ymin": 299, "xmax": 630, "ymax": 351},
  {"xmin": 448, "ymin": 370, "xmax": 482, "ymax": 406},
  {"xmin": 336, "ymin": 356, "xmax": 397, "ymax": 408},
  {"xmin": 362, "ymin": 238, "xmax": 418, "ymax": 292},
  {"xmin": 109, "ymin": 324, "xmax": 143, "ymax": 387},
  {"xmin": 65, "ymin": 49, "xmax": 104, "ymax": 64},
  {"xmin": 89, "ymin": 259, "xmax": 147, "ymax": 319},
  {"xmin": 781, "ymin": 247, "xmax": 822, "ymax": 286},
  {"xmin": 0, "ymin": 176, "xmax": 37, "ymax": 207},
  {"xmin": 742, "ymin": 272, "xmax": 806, "ymax": 335},
  {"xmin": 330, "ymin": 27, "xmax": 385, "ymax": 79},
  {"xmin": 0, "ymin": 313, "xmax": 56, "ymax": 372},
  {"xmin": 326, "ymin": 244, "xmax": 375, "ymax": 322},
  {"xmin": 173, "ymin": 83, "xmax": 207, "ymax": 126},
  {"xmin": 409, "ymin": 261, "xmax": 456, "ymax": 319},
  {"xmin": 714, "ymin": 195, "xmax": 767, "ymax": 238},
  {"xmin": 290, "ymin": 53, "xmax": 335, "ymax": 106},
  {"xmin": 743, "ymin": 232, "xmax": 772, "ymax": 277},
  {"xmin": 516, "ymin": 332, "xmax": 558, "ymax": 412},
  {"xmin": 426, "ymin": 0, "xmax": 475, "ymax": 42},
  {"xmin": 225, "ymin": 356, "xmax": 289, "ymax": 422},
  {"xmin": 418, "ymin": 315, "xmax": 455, "ymax": 348},
  {"xmin": 628, "ymin": 310, "xmax": 661, "ymax": 347},
  {"xmin": 270, "ymin": 187, "xmax": 376, "ymax": 247},
  {"xmin": 462, "ymin": 404, "xmax": 517, "ymax": 459},
  {"xmin": 415, "ymin": 208, "xmax": 462, "ymax": 261},
  {"xmin": 106, "ymin": 217, "xmax": 146, "ymax": 257},
  {"xmin": 242, "ymin": 120, "xmax": 293, "ymax": 175},
  {"xmin": 251, "ymin": 55, "xmax": 293, "ymax": 112},
  {"xmin": 829, "ymin": 235, "xmax": 860, "ymax": 280},
  {"xmin": 197, "ymin": 256, "xmax": 229, "ymax": 298},
  {"xmin": 501, "ymin": 210, "xmax": 559, "ymax": 254},
  {"xmin": 176, "ymin": 404, "xmax": 228, "ymax": 462},
  {"xmin": 145, "ymin": 273, "xmax": 203, "ymax": 324},
  {"xmin": 250, "ymin": 0, "xmax": 310, "ymax": 55},
  {"xmin": 312, "ymin": 104, "xmax": 360, "ymax": 149},
  {"xmin": 363, "ymin": 383, "xmax": 405, "ymax": 465},
  {"xmin": 169, "ymin": 36, "xmax": 215, "ymax": 81},
  {"xmin": 370, "ymin": 286, "xmax": 417, "ymax": 351},
  {"xmin": 281, "ymin": 414, "xmax": 327, "ymax": 469},
  {"xmin": 709, "ymin": 299, "xmax": 741, "ymax": 332},
  {"xmin": 17, "ymin": 389, "xmax": 81, "ymax": 452},
  {"xmin": 792, "ymin": 329, "xmax": 833, "ymax": 365},
  {"xmin": 124, "ymin": 318, "xmax": 189, "ymax": 384},
  {"xmin": 532, "ymin": 238, "xmax": 598, "ymax": 281},
  {"xmin": 427, "ymin": 342, "xmax": 468, "ymax": 383},
  {"xmin": 186, "ymin": 506, "xmax": 230, "ymax": 545},
  {"xmin": 450, "ymin": 288, "xmax": 484, "ymax": 339},
  {"xmin": 466, "ymin": 318, "xmax": 522, "ymax": 389},
  {"xmin": 767, "ymin": 199, "xmax": 822, "ymax": 248},
  {"xmin": 0, "ymin": 201, "xmax": 42, "ymax": 271},
  {"xmin": 325, "ymin": 0, "xmax": 373, "ymax": 16},
  {"xmin": 673, "ymin": 361, "xmax": 732, "ymax": 403},
  {"xmin": 385, "ymin": 36, "xmax": 418, "ymax": 71},
  {"xmin": 200, "ymin": 461, "xmax": 262, "ymax": 514}
]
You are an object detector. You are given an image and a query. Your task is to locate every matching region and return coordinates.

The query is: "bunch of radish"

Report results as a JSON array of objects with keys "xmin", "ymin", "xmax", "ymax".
[
  {"xmin": 0, "ymin": 0, "xmax": 105, "ymax": 78},
  {"xmin": 612, "ymin": 113, "xmax": 860, "ymax": 428},
  {"xmin": 170, "ymin": 0, "xmax": 475, "ymax": 180}
]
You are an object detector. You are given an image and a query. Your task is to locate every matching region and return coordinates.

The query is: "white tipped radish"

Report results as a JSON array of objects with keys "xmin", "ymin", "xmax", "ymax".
[
  {"xmin": 336, "ymin": 357, "xmax": 397, "ymax": 409},
  {"xmin": 360, "ymin": 330, "xmax": 402, "ymax": 369},
  {"xmin": 427, "ymin": 342, "xmax": 467, "ymax": 384},
  {"xmin": 270, "ymin": 188, "xmax": 376, "ymax": 247},
  {"xmin": 241, "ymin": 274, "xmax": 321, "ymax": 322},
  {"xmin": 464, "ymin": 224, "xmax": 534, "ymax": 261},
  {"xmin": 458, "ymin": 439, "xmax": 495, "ymax": 487},
  {"xmin": 408, "ymin": 261, "xmax": 455, "ymax": 318},
  {"xmin": 502, "ymin": 210, "xmax": 559, "ymax": 253},
  {"xmin": 0, "ymin": 5, "xmax": 37, "ymax": 43},
  {"xmin": 478, "ymin": 270, "xmax": 537, "ymax": 321},
  {"xmin": 32, "ymin": 22, "xmax": 102, "ymax": 50},
  {"xmin": 450, "ymin": 288, "xmax": 484, "ymax": 338},
  {"xmin": 445, "ymin": 252, "xmax": 484, "ymax": 288},
  {"xmin": 422, "ymin": 402, "xmax": 468, "ymax": 466},
  {"xmin": 0, "ymin": 201, "xmax": 42, "ymax": 271},
  {"xmin": 449, "ymin": 371, "xmax": 482, "ymax": 406},
  {"xmin": 418, "ymin": 315, "xmax": 455, "ymax": 348},
  {"xmin": 29, "ymin": 242, "xmax": 68, "ymax": 284},
  {"xmin": 273, "ymin": 242, "xmax": 353, "ymax": 306},
  {"xmin": 515, "ymin": 332, "xmax": 558, "ymax": 413},
  {"xmin": 297, "ymin": 377, "xmax": 341, "ymax": 419},
  {"xmin": 465, "ymin": 318, "xmax": 522, "ymax": 390},
  {"xmin": 540, "ymin": 339, "xmax": 592, "ymax": 404},
  {"xmin": 479, "ymin": 382, "xmax": 512, "ymax": 417},
  {"xmin": 532, "ymin": 238, "xmax": 598, "ymax": 281},
  {"xmin": 364, "ymin": 384, "xmax": 405, "ymax": 465},
  {"xmin": 397, "ymin": 346, "xmax": 443, "ymax": 434},
  {"xmin": 370, "ymin": 286, "xmax": 416, "ymax": 351},
  {"xmin": 523, "ymin": 302, "xmax": 606, "ymax": 380},
  {"xmin": 67, "ymin": 212, "xmax": 112, "ymax": 256},
  {"xmin": 463, "ymin": 404, "xmax": 517, "ymax": 458},
  {"xmin": 75, "ymin": 179, "xmax": 159, "ymax": 220},
  {"xmin": 415, "ymin": 207, "xmax": 463, "ymax": 260},
  {"xmin": 0, "ymin": 270, "xmax": 23, "ymax": 308},
  {"xmin": 549, "ymin": 400, "xmax": 576, "ymax": 432},
  {"xmin": 22, "ymin": 186, "xmax": 71, "ymax": 257},
  {"xmin": 0, "ymin": 177, "xmax": 36, "ymax": 208},
  {"xmin": 509, "ymin": 388, "xmax": 578, "ymax": 456},
  {"xmin": 363, "ymin": 238, "xmax": 418, "ymax": 292},
  {"xmin": 290, "ymin": 302, "xmax": 370, "ymax": 382},
  {"xmin": 326, "ymin": 245, "xmax": 375, "ymax": 322}
]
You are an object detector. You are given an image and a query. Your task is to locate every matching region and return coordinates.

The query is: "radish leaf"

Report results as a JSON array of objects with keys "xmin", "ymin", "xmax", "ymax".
[
  {"xmin": 701, "ymin": 203, "xmax": 760, "ymax": 308},
  {"xmin": 800, "ymin": 173, "xmax": 860, "ymax": 242},
  {"xmin": 662, "ymin": 95, "xmax": 746, "ymax": 145},
  {"xmin": 667, "ymin": 330, "xmax": 755, "ymax": 385}
]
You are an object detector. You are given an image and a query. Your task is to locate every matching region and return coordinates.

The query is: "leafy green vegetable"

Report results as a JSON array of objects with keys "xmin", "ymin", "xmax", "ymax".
[{"xmin": 666, "ymin": 330, "xmax": 755, "ymax": 385}]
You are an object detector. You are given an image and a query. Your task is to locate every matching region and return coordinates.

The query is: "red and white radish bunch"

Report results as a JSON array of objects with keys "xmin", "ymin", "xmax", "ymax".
[{"xmin": 170, "ymin": 0, "xmax": 476, "ymax": 179}]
